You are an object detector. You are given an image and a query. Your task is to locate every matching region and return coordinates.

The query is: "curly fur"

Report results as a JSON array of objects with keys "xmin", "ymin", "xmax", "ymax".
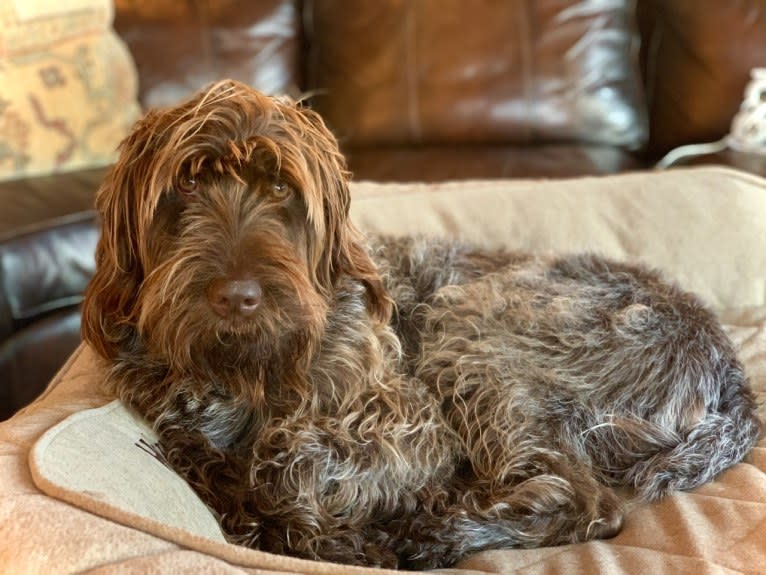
[{"xmin": 82, "ymin": 80, "xmax": 762, "ymax": 569}]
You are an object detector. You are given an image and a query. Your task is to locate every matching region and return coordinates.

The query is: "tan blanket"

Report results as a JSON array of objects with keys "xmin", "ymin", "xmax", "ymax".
[{"xmin": 1, "ymin": 167, "xmax": 765, "ymax": 574}]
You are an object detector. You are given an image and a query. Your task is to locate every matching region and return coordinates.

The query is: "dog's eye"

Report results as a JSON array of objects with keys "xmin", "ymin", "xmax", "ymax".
[
  {"xmin": 272, "ymin": 181, "xmax": 292, "ymax": 199},
  {"xmin": 177, "ymin": 176, "xmax": 199, "ymax": 196}
]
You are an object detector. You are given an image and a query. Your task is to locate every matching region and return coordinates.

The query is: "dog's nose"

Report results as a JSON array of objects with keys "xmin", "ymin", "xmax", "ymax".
[{"xmin": 207, "ymin": 278, "xmax": 262, "ymax": 318}]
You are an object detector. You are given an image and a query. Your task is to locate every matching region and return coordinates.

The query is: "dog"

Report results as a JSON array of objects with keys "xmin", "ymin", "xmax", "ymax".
[{"xmin": 81, "ymin": 80, "xmax": 762, "ymax": 569}]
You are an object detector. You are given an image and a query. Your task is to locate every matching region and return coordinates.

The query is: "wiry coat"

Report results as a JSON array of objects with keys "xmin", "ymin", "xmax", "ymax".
[{"xmin": 81, "ymin": 81, "xmax": 762, "ymax": 569}]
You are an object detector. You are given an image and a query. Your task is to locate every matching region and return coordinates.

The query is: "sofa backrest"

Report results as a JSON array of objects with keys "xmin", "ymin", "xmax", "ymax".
[
  {"xmin": 637, "ymin": 0, "xmax": 766, "ymax": 158},
  {"xmin": 113, "ymin": 0, "xmax": 302, "ymax": 109},
  {"xmin": 113, "ymin": 0, "xmax": 766, "ymax": 158},
  {"xmin": 304, "ymin": 0, "xmax": 649, "ymax": 150}
]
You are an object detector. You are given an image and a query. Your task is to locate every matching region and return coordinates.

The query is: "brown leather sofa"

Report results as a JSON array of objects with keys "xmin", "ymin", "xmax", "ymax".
[{"xmin": 1, "ymin": 0, "xmax": 764, "ymax": 420}]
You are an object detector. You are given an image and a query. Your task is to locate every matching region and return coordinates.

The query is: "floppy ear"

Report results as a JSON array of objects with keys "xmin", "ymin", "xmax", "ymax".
[
  {"xmin": 81, "ymin": 112, "xmax": 162, "ymax": 359},
  {"xmin": 288, "ymin": 103, "xmax": 393, "ymax": 325}
]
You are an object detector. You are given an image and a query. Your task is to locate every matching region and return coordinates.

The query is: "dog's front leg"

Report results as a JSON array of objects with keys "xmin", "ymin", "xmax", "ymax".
[
  {"xmin": 246, "ymin": 419, "xmax": 397, "ymax": 566},
  {"xmin": 155, "ymin": 424, "xmax": 262, "ymax": 546},
  {"xmin": 246, "ymin": 411, "xmax": 443, "ymax": 568},
  {"xmin": 116, "ymin": 373, "xmax": 264, "ymax": 547}
]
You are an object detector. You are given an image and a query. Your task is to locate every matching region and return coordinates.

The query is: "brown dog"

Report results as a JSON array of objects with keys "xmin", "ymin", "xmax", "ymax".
[{"xmin": 82, "ymin": 80, "xmax": 761, "ymax": 569}]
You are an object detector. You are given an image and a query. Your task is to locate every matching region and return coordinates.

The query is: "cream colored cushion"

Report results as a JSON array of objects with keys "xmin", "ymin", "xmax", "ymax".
[
  {"xmin": 350, "ymin": 167, "xmax": 766, "ymax": 312},
  {"xmin": 2, "ymin": 166, "xmax": 765, "ymax": 574}
]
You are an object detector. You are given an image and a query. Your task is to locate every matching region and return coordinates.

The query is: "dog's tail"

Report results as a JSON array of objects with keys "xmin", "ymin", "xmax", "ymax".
[
  {"xmin": 629, "ymin": 399, "xmax": 760, "ymax": 501},
  {"xmin": 586, "ymin": 361, "xmax": 762, "ymax": 501}
]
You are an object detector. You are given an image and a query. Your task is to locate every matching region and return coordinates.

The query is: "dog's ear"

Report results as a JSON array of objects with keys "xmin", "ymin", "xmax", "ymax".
[
  {"xmin": 287, "ymin": 103, "xmax": 393, "ymax": 325},
  {"xmin": 81, "ymin": 112, "xmax": 162, "ymax": 359}
]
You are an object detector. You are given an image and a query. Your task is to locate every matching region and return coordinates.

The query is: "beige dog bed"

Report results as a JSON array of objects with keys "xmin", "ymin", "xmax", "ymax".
[{"xmin": 2, "ymin": 167, "xmax": 765, "ymax": 574}]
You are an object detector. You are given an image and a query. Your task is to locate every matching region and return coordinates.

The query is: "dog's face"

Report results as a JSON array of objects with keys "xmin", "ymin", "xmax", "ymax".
[{"xmin": 82, "ymin": 81, "xmax": 390, "ymax": 371}]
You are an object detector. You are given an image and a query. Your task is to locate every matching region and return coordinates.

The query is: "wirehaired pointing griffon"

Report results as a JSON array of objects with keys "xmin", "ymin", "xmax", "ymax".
[{"xmin": 82, "ymin": 80, "xmax": 761, "ymax": 569}]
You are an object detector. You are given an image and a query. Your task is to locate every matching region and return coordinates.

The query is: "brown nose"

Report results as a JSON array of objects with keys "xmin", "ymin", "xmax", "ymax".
[{"xmin": 207, "ymin": 278, "xmax": 262, "ymax": 318}]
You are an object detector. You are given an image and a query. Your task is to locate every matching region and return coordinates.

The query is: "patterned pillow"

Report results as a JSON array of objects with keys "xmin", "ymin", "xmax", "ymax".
[{"xmin": 0, "ymin": 0, "xmax": 140, "ymax": 181}]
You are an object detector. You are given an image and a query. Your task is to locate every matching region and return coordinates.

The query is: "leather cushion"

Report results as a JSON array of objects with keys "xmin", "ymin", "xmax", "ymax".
[
  {"xmin": 0, "ymin": 308, "xmax": 82, "ymax": 421},
  {"xmin": 346, "ymin": 143, "xmax": 645, "ymax": 182},
  {"xmin": 0, "ymin": 213, "xmax": 98, "ymax": 339},
  {"xmin": 0, "ymin": 167, "xmax": 105, "ymax": 232},
  {"xmin": 640, "ymin": 0, "xmax": 766, "ymax": 157},
  {"xmin": 0, "ymin": 212, "xmax": 99, "ymax": 420},
  {"xmin": 306, "ymin": 0, "xmax": 648, "ymax": 149},
  {"xmin": 114, "ymin": 0, "xmax": 301, "ymax": 108}
]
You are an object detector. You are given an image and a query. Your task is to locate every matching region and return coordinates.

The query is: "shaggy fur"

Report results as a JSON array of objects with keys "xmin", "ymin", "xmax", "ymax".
[{"xmin": 82, "ymin": 80, "xmax": 762, "ymax": 569}]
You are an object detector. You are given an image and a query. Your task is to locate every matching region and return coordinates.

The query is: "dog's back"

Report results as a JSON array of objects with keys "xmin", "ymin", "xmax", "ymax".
[{"xmin": 374, "ymin": 235, "xmax": 761, "ymax": 505}]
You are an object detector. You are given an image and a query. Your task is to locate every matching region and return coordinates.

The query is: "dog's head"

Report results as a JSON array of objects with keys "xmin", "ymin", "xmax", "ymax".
[{"xmin": 82, "ymin": 80, "xmax": 391, "ymax": 370}]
